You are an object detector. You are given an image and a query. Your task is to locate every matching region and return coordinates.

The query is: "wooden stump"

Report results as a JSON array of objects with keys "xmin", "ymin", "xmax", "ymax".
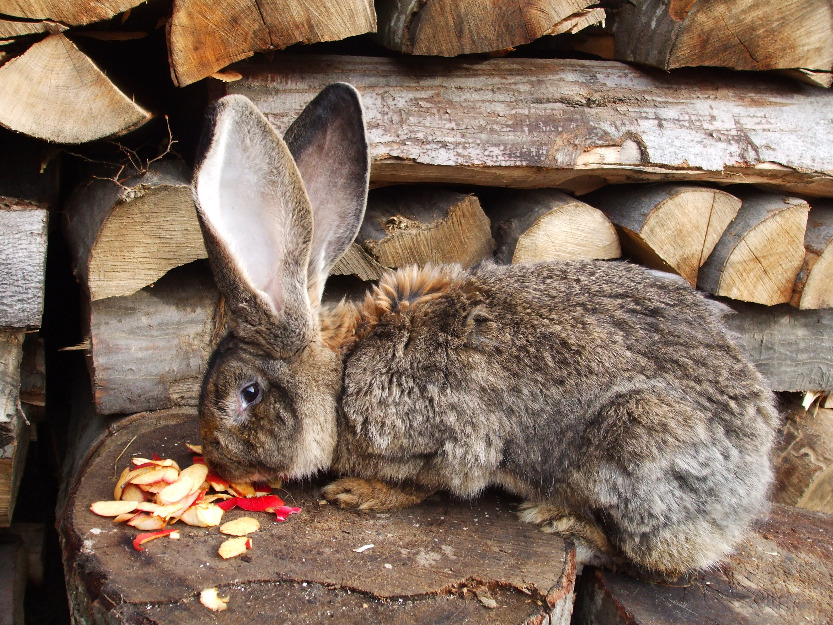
[
  {"xmin": 58, "ymin": 410, "xmax": 577, "ymax": 625},
  {"xmin": 486, "ymin": 189, "xmax": 620, "ymax": 264},
  {"xmin": 697, "ymin": 193, "xmax": 809, "ymax": 305},
  {"xmin": 791, "ymin": 201, "xmax": 833, "ymax": 310},
  {"xmin": 572, "ymin": 504, "xmax": 833, "ymax": 625},
  {"xmin": 217, "ymin": 54, "xmax": 833, "ymax": 197},
  {"xmin": 587, "ymin": 185, "xmax": 740, "ymax": 286}
]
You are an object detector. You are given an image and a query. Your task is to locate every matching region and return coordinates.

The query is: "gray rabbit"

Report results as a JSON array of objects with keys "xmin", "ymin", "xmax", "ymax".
[{"xmin": 192, "ymin": 84, "xmax": 777, "ymax": 577}]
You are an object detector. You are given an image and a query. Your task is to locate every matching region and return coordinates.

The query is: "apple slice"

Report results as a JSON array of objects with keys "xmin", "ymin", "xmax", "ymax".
[
  {"xmin": 120, "ymin": 484, "xmax": 146, "ymax": 502},
  {"xmin": 218, "ymin": 536, "xmax": 251, "ymax": 559},
  {"xmin": 185, "ymin": 443, "xmax": 202, "ymax": 454},
  {"xmin": 127, "ymin": 513, "xmax": 167, "ymax": 531},
  {"xmin": 228, "ymin": 481, "xmax": 256, "ymax": 498},
  {"xmin": 132, "ymin": 528, "xmax": 178, "ymax": 551},
  {"xmin": 200, "ymin": 587, "xmax": 228, "ymax": 611},
  {"xmin": 219, "ymin": 516, "xmax": 260, "ymax": 536},
  {"xmin": 90, "ymin": 500, "xmax": 139, "ymax": 517},
  {"xmin": 130, "ymin": 465, "xmax": 179, "ymax": 485},
  {"xmin": 179, "ymin": 502, "xmax": 223, "ymax": 527}
]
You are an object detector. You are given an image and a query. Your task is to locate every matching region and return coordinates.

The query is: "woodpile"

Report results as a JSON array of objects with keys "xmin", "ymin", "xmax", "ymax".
[{"xmin": 0, "ymin": 0, "xmax": 830, "ymax": 622}]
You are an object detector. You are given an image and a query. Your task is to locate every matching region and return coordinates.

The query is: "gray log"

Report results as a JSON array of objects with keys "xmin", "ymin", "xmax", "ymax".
[{"xmin": 0, "ymin": 200, "xmax": 48, "ymax": 328}]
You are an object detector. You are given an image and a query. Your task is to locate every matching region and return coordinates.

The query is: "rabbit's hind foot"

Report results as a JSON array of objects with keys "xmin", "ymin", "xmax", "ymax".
[
  {"xmin": 517, "ymin": 502, "xmax": 613, "ymax": 555},
  {"xmin": 321, "ymin": 477, "xmax": 432, "ymax": 511}
]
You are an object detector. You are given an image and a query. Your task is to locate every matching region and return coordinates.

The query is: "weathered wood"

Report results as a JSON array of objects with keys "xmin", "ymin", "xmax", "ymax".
[
  {"xmin": 587, "ymin": 185, "xmax": 740, "ymax": 286},
  {"xmin": 375, "ymin": 0, "xmax": 596, "ymax": 55},
  {"xmin": 0, "ymin": 332, "xmax": 28, "ymax": 528},
  {"xmin": 573, "ymin": 504, "xmax": 833, "ymax": 625},
  {"xmin": 64, "ymin": 160, "xmax": 203, "ymax": 302},
  {"xmin": 486, "ymin": 189, "xmax": 620, "ymax": 264},
  {"xmin": 725, "ymin": 302, "xmax": 833, "ymax": 393},
  {"xmin": 58, "ymin": 410, "xmax": 577, "ymax": 625},
  {"xmin": 167, "ymin": 0, "xmax": 376, "ymax": 87},
  {"xmin": 698, "ymin": 193, "xmax": 809, "ymax": 305},
  {"xmin": 219, "ymin": 55, "xmax": 833, "ymax": 197},
  {"xmin": 773, "ymin": 404, "xmax": 833, "ymax": 514},
  {"xmin": 88, "ymin": 264, "xmax": 220, "ymax": 416},
  {"xmin": 342, "ymin": 186, "xmax": 495, "ymax": 273},
  {"xmin": 0, "ymin": 200, "xmax": 47, "ymax": 329},
  {"xmin": 0, "ymin": 34, "xmax": 151, "ymax": 144},
  {"xmin": 791, "ymin": 201, "xmax": 833, "ymax": 310},
  {"xmin": 614, "ymin": 0, "xmax": 833, "ymax": 74},
  {"xmin": 0, "ymin": 0, "xmax": 145, "ymax": 26},
  {"xmin": 0, "ymin": 537, "xmax": 26, "ymax": 625}
]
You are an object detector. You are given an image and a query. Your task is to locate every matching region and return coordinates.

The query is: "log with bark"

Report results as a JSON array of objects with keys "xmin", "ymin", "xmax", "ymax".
[
  {"xmin": 773, "ymin": 403, "xmax": 833, "ymax": 514},
  {"xmin": 0, "ymin": 33, "xmax": 151, "ymax": 144},
  {"xmin": 0, "ymin": 331, "xmax": 28, "ymax": 528},
  {"xmin": 587, "ymin": 184, "xmax": 741, "ymax": 286},
  {"xmin": 167, "ymin": 0, "xmax": 376, "ymax": 87},
  {"xmin": 572, "ymin": 504, "xmax": 833, "ymax": 625},
  {"xmin": 614, "ymin": 0, "xmax": 833, "ymax": 77},
  {"xmin": 485, "ymin": 189, "xmax": 620, "ymax": 264},
  {"xmin": 217, "ymin": 54, "xmax": 833, "ymax": 197},
  {"xmin": 791, "ymin": 201, "xmax": 833, "ymax": 310},
  {"xmin": 64, "ymin": 160, "xmax": 204, "ymax": 301},
  {"xmin": 0, "ymin": 0, "xmax": 146, "ymax": 26},
  {"xmin": 87, "ymin": 263, "xmax": 220, "ymax": 416},
  {"xmin": 333, "ymin": 187, "xmax": 495, "ymax": 280},
  {"xmin": 0, "ymin": 199, "xmax": 48, "ymax": 329},
  {"xmin": 697, "ymin": 193, "xmax": 809, "ymax": 306},
  {"xmin": 0, "ymin": 536, "xmax": 26, "ymax": 625},
  {"xmin": 723, "ymin": 302, "xmax": 833, "ymax": 393},
  {"xmin": 58, "ymin": 409, "xmax": 578, "ymax": 625},
  {"xmin": 375, "ymin": 0, "xmax": 600, "ymax": 56}
]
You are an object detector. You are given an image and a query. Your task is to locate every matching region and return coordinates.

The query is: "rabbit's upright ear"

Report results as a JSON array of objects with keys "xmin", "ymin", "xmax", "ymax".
[
  {"xmin": 284, "ymin": 83, "xmax": 370, "ymax": 307},
  {"xmin": 193, "ymin": 94, "xmax": 315, "ymax": 354}
]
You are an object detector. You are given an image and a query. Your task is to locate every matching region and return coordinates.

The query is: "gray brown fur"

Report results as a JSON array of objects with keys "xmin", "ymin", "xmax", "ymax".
[{"xmin": 193, "ymin": 86, "xmax": 777, "ymax": 577}]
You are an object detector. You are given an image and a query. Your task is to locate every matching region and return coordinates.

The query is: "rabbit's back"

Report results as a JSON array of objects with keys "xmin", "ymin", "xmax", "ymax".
[{"xmin": 336, "ymin": 260, "xmax": 776, "ymax": 573}]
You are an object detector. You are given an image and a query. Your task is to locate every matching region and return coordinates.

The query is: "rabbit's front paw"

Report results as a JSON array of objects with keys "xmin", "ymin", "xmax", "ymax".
[{"xmin": 321, "ymin": 477, "xmax": 431, "ymax": 511}]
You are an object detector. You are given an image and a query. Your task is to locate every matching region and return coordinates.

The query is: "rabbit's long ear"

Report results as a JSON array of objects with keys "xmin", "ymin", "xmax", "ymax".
[
  {"xmin": 284, "ymin": 83, "xmax": 369, "ymax": 307},
  {"xmin": 193, "ymin": 94, "xmax": 314, "ymax": 354}
]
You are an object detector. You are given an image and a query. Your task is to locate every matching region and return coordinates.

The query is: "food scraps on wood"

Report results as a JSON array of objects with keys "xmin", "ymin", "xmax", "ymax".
[
  {"xmin": 200, "ymin": 587, "xmax": 229, "ymax": 611},
  {"xmin": 90, "ymin": 442, "xmax": 302, "ymax": 554}
]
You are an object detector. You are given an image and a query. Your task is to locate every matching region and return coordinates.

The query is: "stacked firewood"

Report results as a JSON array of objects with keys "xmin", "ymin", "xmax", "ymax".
[{"xmin": 2, "ymin": 0, "xmax": 833, "ymax": 623}]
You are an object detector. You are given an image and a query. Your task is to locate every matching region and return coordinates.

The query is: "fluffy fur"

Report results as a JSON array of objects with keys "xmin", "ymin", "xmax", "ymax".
[{"xmin": 193, "ymin": 87, "xmax": 778, "ymax": 578}]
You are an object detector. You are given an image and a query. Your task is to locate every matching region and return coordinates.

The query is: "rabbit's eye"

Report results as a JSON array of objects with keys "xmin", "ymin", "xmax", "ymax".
[{"xmin": 240, "ymin": 382, "xmax": 262, "ymax": 408}]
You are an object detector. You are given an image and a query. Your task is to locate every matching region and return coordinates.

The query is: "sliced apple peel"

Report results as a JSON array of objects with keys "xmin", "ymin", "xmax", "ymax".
[
  {"xmin": 200, "ymin": 587, "xmax": 229, "ymax": 611},
  {"xmin": 132, "ymin": 528, "xmax": 178, "ymax": 551},
  {"xmin": 220, "ymin": 516, "xmax": 260, "ymax": 536},
  {"xmin": 218, "ymin": 535, "xmax": 252, "ymax": 559},
  {"xmin": 90, "ymin": 500, "xmax": 139, "ymax": 517}
]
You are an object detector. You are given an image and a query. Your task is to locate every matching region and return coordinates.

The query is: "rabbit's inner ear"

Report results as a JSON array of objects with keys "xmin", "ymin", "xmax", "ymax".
[{"xmin": 195, "ymin": 95, "xmax": 314, "ymax": 334}]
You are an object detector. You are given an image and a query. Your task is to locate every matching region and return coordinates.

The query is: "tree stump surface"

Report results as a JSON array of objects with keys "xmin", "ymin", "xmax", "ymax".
[
  {"xmin": 574, "ymin": 504, "xmax": 833, "ymax": 625},
  {"xmin": 58, "ymin": 410, "xmax": 576, "ymax": 625}
]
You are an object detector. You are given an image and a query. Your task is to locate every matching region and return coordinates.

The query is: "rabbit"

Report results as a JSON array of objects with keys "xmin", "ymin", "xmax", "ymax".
[{"xmin": 192, "ymin": 83, "xmax": 778, "ymax": 578}]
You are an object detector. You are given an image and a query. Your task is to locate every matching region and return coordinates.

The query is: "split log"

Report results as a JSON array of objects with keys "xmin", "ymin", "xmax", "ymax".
[
  {"xmin": 485, "ymin": 189, "xmax": 620, "ymax": 264},
  {"xmin": 375, "ymin": 0, "xmax": 598, "ymax": 56},
  {"xmin": 87, "ymin": 264, "xmax": 220, "ymax": 416},
  {"xmin": 773, "ymin": 404, "xmax": 833, "ymax": 514},
  {"xmin": 725, "ymin": 302, "xmax": 833, "ymax": 393},
  {"xmin": 587, "ymin": 184, "xmax": 741, "ymax": 286},
  {"xmin": 0, "ymin": 0, "xmax": 146, "ymax": 26},
  {"xmin": 573, "ymin": 504, "xmax": 833, "ymax": 625},
  {"xmin": 167, "ymin": 0, "xmax": 376, "ymax": 87},
  {"xmin": 0, "ymin": 331, "xmax": 28, "ymax": 528},
  {"xmin": 217, "ymin": 54, "xmax": 833, "ymax": 197},
  {"xmin": 0, "ymin": 34, "xmax": 151, "ymax": 144},
  {"xmin": 64, "ymin": 160, "xmax": 203, "ymax": 301},
  {"xmin": 58, "ymin": 409, "xmax": 577, "ymax": 625},
  {"xmin": 0, "ymin": 19, "xmax": 64, "ymax": 38},
  {"xmin": 614, "ymin": 0, "xmax": 833, "ymax": 75},
  {"xmin": 791, "ymin": 201, "xmax": 833, "ymax": 310},
  {"xmin": 333, "ymin": 187, "xmax": 494, "ymax": 280},
  {"xmin": 697, "ymin": 193, "xmax": 809, "ymax": 305},
  {"xmin": 0, "ymin": 199, "xmax": 48, "ymax": 329}
]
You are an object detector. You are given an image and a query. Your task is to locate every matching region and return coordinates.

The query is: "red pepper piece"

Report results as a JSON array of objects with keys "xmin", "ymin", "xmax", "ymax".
[{"xmin": 132, "ymin": 528, "xmax": 177, "ymax": 551}]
